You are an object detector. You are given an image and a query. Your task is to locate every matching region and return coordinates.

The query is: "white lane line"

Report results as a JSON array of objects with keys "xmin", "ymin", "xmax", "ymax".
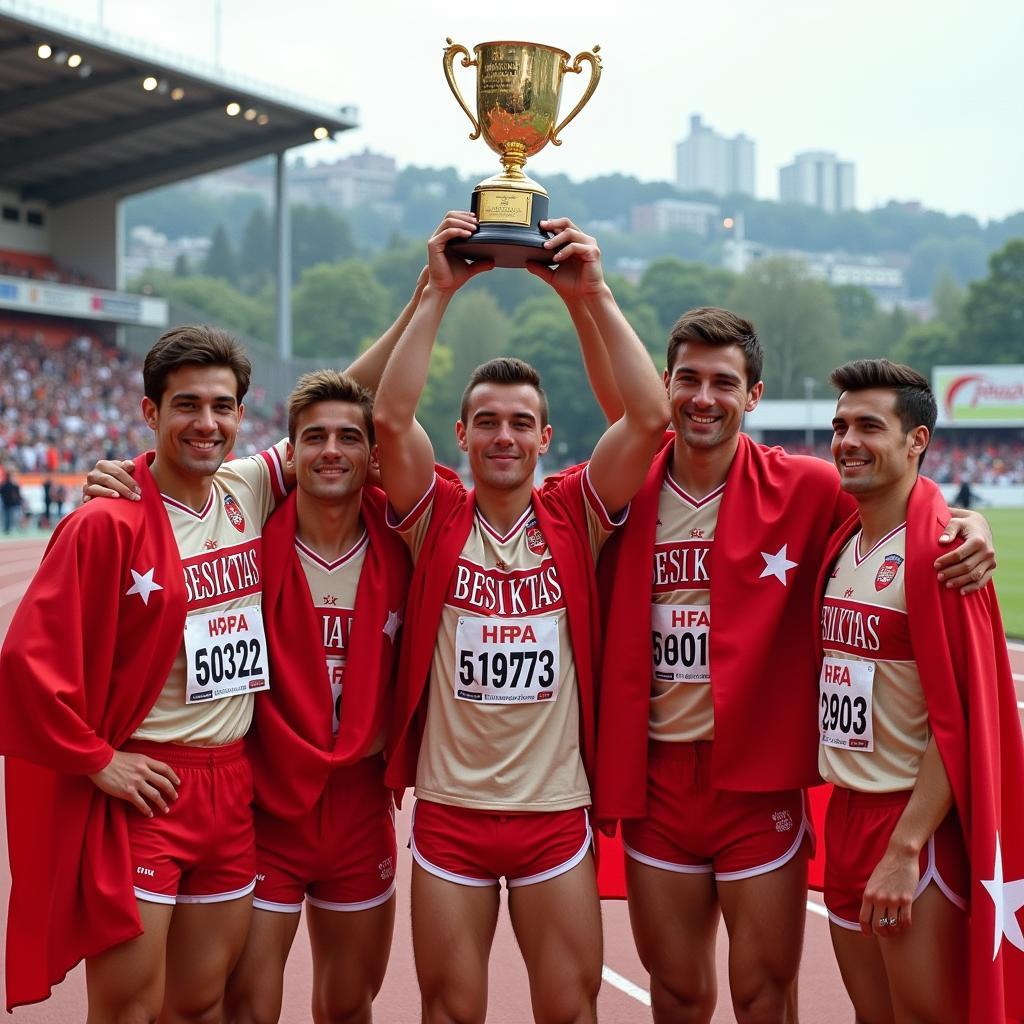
[
  {"xmin": 806, "ymin": 900, "xmax": 830, "ymax": 919},
  {"xmin": 602, "ymin": 966, "xmax": 651, "ymax": 1006}
]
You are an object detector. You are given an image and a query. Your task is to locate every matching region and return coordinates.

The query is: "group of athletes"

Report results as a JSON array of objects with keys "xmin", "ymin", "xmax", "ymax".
[{"xmin": 1, "ymin": 213, "xmax": 1022, "ymax": 1024}]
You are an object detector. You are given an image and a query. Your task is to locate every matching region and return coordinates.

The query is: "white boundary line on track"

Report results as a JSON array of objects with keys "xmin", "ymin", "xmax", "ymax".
[
  {"xmin": 602, "ymin": 900, "xmax": 831, "ymax": 1007},
  {"xmin": 602, "ymin": 966, "xmax": 651, "ymax": 1006}
]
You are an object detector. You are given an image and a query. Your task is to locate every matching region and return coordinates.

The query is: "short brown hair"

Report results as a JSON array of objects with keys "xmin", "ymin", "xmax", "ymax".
[
  {"xmin": 666, "ymin": 307, "xmax": 763, "ymax": 388},
  {"xmin": 287, "ymin": 369, "xmax": 374, "ymax": 443},
  {"xmin": 830, "ymin": 358, "xmax": 936, "ymax": 465},
  {"xmin": 459, "ymin": 358, "xmax": 549, "ymax": 426},
  {"xmin": 143, "ymin": 325, "xmax": 252, "ymax": 404}
]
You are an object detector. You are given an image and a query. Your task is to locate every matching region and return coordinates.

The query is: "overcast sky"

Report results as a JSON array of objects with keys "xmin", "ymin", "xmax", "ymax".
[{"xmin": 28, "ymin": 0, "xmax": 1024, "ymax": 222}]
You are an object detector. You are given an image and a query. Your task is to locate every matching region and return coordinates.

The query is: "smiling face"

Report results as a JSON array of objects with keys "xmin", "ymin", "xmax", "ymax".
[
  {"xmin": 831, "ymin": 388, "xmax": 929, "ymax": 496},
  {"xmin": 288, "ymin": 399, "xmax": 372, "ymax": 503},
  {"xmin": 665, "ymin": 341, "xmax": 763, "ymax": 451},
  {"xmin": 142, "ymin": 364, "xmax": 243, "ymax": 484},
  {"xmin": 456, "ymin": 381, "xmax": 552, "ymax": 493}
]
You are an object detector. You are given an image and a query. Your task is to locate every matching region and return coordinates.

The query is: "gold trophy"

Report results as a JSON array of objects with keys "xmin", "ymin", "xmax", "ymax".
[{"xmin": 442, "ymin": 39, "xmax": 602, "ymax": 267}]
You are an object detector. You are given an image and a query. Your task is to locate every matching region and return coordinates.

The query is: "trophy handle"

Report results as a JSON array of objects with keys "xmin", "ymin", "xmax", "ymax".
[
  {"xmin": 443, "ymin": 38, "xmax": 481, "ymax": 141},
  {"xmin": 550, "ymin": 46, "xmax": 602, "ymax": 147}
]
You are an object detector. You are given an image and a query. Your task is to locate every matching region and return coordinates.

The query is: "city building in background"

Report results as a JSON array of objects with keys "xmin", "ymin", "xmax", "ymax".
[
  {"xmin": 779, "ymin": 151, "xmax": 856, "ymax": 212},
  {"xmin": 631, "ymin": 198, "xmax": 721, "ymax": 237},
  {"xmin": 675, "ymin": 115, "xmax": 756, "ymax": 198}
]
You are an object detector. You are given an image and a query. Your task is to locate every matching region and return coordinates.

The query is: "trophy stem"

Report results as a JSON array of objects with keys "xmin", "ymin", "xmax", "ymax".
[{"xmin": 500, "ymin": 141, "xmax": 528, "ymax": 178}]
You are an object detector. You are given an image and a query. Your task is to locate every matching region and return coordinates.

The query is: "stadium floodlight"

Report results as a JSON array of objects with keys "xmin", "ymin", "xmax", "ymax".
[
  {"xmin": 36, "ymin": 43, "xmax": 52, "ymax": 59},
  {"xmin": 67, "ymin": 53, "xmax": 82, "ymax": 68},
  {"xmin": 142, "ymin": 76, "xmax": 159, "ymax": 91},
  {"xmin": 225, "ymin": 101, "xmax": 241, "ymax": 116},
  {"xmin": 257, "ymin": 113, "xmax": 269, "ymax": 125},
  {"xmin": 170, "ymin": 86, "xmax": 186, "ymax": 101},
  {"xmin": 244, "ymin": 108, "xmax": 257, "ymax": 121},
  {"xmin": 313, "ymin": 126, "xmax": 330, "ymax": 140}
]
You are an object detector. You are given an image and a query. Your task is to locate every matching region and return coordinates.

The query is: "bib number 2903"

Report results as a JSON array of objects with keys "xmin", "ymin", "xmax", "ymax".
[
  {"xmin": 818, "ymin": 656, "xmax": 874, "ymax": 751},
  {"xmin": 454, "ymin": 616, "xmax": 560, "ymax": 704}
]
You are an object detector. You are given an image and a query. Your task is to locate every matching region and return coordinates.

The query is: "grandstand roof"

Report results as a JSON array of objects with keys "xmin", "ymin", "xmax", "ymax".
[{"xmin": 0, "ymin": 1, "xmax": 358, "ymax": 206}]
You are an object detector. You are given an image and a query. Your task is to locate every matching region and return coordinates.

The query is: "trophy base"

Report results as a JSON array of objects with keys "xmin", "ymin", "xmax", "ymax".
[{"xmin": 447, "ymin": 188, "xmax": 559, "ymax": 269}]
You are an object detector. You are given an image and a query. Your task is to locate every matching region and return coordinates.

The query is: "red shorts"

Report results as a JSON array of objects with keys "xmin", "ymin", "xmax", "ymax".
[
  {"xmin": 621, "ymin": 740, "xmax": 812, "ymax": 880},
  {"xmin": 410, "ymin": 800, "xmax": 591, "ymax": 888},
  {"xmin": 253, "ymin": 754, "xmax": 396, "ymax": 913},
  {"xmin": 124, "ymin": 739, "xmax": 256, "ymax": 905},
  {"xmin": 824, "ymin": 787, "xmax": 969, "ymax": 930}
]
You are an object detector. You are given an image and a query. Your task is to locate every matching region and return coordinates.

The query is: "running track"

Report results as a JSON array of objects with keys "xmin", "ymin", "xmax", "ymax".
[{"xmin": 2, "ymin": 536, "xmax": 1022, "ymax": 1022}]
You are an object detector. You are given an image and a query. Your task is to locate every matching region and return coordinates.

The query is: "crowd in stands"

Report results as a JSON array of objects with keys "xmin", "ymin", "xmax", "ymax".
[
  {"xmin": 787, "ymin": 437, "xmax": 1024, "ymax": 485},
  {"xmin": 0, "ymin": 327, "xmax": 285, "ymax": 477},
  {"xmin": 0, "ymin": 253, "xmax": 97, "ymax": 288}
]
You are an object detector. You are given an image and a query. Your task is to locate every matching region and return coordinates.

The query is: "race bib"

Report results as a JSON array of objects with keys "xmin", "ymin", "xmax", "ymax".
[
  {"xmin": 184, "ymin": 604, "xmax": 270, "ymax": 703},
  {"xmin": 651, "ymin": 603, "xmax": 710, "ymax": 683},
  {"xmin": 454, "ymin": 615, "xmax": 560, "ymax": 704},
  {"xmin": 327, "ymin": 655, "xmax": 345, "ymax": 735},
  {"xmin": 819, "ymin": 656, "xmax": 874, "ymax": 751}
]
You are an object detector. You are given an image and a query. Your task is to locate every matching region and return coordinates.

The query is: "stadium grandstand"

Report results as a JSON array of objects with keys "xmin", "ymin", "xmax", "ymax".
[{"xmin": 0, "ymin": 0, "xmax": 357, "ymax": 518}]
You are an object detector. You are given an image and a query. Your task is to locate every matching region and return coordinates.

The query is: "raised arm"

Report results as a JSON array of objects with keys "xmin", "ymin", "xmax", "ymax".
[
  {"xmin": 373, "ymin": 212, "xmax": 492, "ymax": 517},
  {"xmin": 528, "ymin": 218, "xmax": 669, "ymax": 513},
  {"xmin": 346, "ymin": 265, "xmax": 429, "ymax": 391}
]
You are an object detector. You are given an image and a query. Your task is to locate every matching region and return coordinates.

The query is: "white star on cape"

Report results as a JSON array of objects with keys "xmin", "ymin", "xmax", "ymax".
[
  {"xmin": 382, "ymin": 609, "xmax": 402, "ymax": 642},
  {"xmin": 125, "ymin": 567, "xmax": 163, "ymax": 606},
  {"xmin": 759, "ymin": 544, "xmax": 798, "ymax": 586},
  {"xmin": 981, "ymin": 831, "xmax": 1024, "ymax": 960}
]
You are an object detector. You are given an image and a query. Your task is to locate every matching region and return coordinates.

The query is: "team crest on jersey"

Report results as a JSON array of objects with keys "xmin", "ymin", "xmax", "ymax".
[
  {"xmin": 223, "ymin": 494, "xmax": 245, "ymax": 533},
  {"xmin": 875, "ymin": 553, "xmax": 904, "ymax": 591},
  {"xmin": 525, "ymin": 518, "xmax": 547, "ymax": 555},
  {"xmin": 689, "ymin": 528, "xmax": 704, "ymax": 539}
]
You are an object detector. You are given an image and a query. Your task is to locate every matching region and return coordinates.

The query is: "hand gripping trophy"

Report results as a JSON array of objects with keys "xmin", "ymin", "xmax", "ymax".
[{"xmin": 442, "ymin": 39, "xmax": 602, "ymax": 267}]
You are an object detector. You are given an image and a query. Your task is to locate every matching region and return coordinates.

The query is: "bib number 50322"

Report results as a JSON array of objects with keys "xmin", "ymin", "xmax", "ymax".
[
  {"xmin": 454, "ymin": 615, "xmax": 560, "ymax": 704},
  {"xmin": 185, "ymin": 604, "xmax": 270, "ymax": 703}
]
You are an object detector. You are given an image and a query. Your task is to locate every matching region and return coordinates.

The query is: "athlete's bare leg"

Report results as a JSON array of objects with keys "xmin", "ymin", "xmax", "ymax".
[
  {"xmin": 223, "ymin": 907, "xmax": 302, "ymax": 1024},
  {"xmin": 86, "ymin": 900, "xmax": 174, "ymax": 1024},
  {"xmin": 626, "ymin": 858, "xmax": 720, "ymax": 1024},
  {"xmin": 828, "ymin": 925, "xmax": 894, "ymax": 1024},
  {"xmin": 508, "ymin": 853, "xmax": 603, "ymax": 1024},
  {"xmin": 412, "ymin": 863, "xmax": 500, "ymax": 1024},
  {"xmin": 717, "ymin": 845, "xmax": 808, "ymax": 1024},
  {"xmin": 160, "ymin": 897, "xmax": 253, "ymax": 1024},
  {"xmin": 877, "ymin": 885, "xmax": 967, "ymax": 1024},
  {"xmin": 306, "ymin": 895, "xmax": 396, "ymax": 1024}
]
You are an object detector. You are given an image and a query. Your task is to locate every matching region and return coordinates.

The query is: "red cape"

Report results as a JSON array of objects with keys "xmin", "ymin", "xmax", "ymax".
[
  {"xmin": 248, "ymin": 487, "xmax": 411, "ymax": 819},
  {"xmin": 595, "ymin": 434, "xmax": 850, "ymax": 822},
  {"xmin": 384, "ymin": 469, "xmax": 602, "ymax": 802},
  {"xmin": 815, "ymin": 475, "xmax": 1024, "ymax": 1022},
  {"xmin": 0, "ymin": 454, "xmax": 186, "ymax": 1010}
]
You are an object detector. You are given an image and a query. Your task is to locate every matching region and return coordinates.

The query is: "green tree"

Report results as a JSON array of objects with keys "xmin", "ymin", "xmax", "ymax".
[
  {"xmin": 291, "ymin": 205, "xmax": 357, "ymax": 283},
  {"xmin": 372, "ymin": 238, "xmax": 425, "ymax": 307},
  {"xmin": 932, "ymin": 270, "xmax": 965, "ymax": 328},
  {"xmin": 292, "ymin": 261, "xmax": 390, "ymax": 360},
  {"xmin": 637, "ymin": 258, "xmax": 735, "ymax": 337},
  {"xmin": 440, "ymin": 291, "xmax": 511, "ymax": 395},
  {"xmin": 202, "ymin": 223, "xmax": 238, "ymax": 284},
  {"xmin": 891, "ymin": 322, "xmax": 958, "ymax": 379},
  {"xmin": 173, "ymin": 252, "xmax": 190, "ymax": 278},
  {"xmin": 959, "ymin": 239, "xmax": 1024, "ymax": 364},
  {"xmin": 238, "ymin": 207, "xmax": 274, "ymax": 291},
  {"xmin": 727, "ymin": 258, "xmax": 842, "ymax": 398}
]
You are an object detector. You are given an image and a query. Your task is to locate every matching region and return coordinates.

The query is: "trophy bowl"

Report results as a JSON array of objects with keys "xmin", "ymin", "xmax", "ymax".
[{"xmin": 443, "ymin": 39, "xmax": 601, "ymax": 268}]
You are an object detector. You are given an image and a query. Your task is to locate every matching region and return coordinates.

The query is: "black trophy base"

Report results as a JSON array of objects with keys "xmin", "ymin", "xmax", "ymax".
[{"xmin": 447, "ymin": 189, "xmax": 559, "ymax": 269}]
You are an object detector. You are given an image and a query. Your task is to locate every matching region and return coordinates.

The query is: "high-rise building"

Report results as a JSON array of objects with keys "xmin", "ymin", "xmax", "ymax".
[
  {"xmin": 778, "ymin": 151, "xmax": 856, "ymax": 212},
  {"xmin": 675, "ymin": 115, "xmax": 756, "ymax": 198}
]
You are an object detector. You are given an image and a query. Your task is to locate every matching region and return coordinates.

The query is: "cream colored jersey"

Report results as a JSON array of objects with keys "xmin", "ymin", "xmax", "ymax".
[
  {"xmin": 296, "ymin": 531, "xmax": 381, "ymax": 751},
  {"xmin": 818, "ymin": 525, "xmax": 928, "ymax": 792},
  {"xmin": 132, "ymin": 445, "xmax": 286, "ymax": 746},
  {"xmin": 395, "ymin": 469, "xmax": 618, "ymax": 812},
  {"xmin": 648, "ymin": 473, "xmax": 720, "ymax": 743}
]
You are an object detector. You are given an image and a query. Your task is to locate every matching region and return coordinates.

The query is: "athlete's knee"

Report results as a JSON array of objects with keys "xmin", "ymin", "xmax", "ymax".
[
  {"xmin": 164, "ymin": 993, "xmax": 228, "ymax": 1024},
  {"xmin": 419, "ymin": 985, "xmax": 487, "ymax": 1024},
  {"xmin": 731, "ymin": 975, "xmax": 796, "ymax": 1024},
  {"xmin": 650, "ymin": 970, "xmax": 716, "ymax": 1024},
  {"xmin": 314, "ymin": 989, "xmax": 374, "ymax": 1024}
]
